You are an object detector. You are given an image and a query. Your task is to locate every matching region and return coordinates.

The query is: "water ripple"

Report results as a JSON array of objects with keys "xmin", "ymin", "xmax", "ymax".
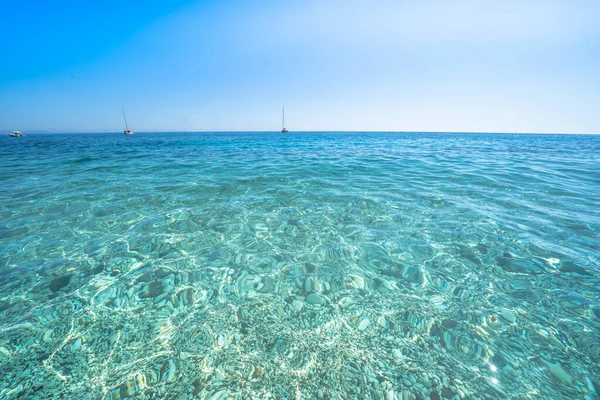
[{"xmin": 0, "ymin": 132, "xmax": 599, "ymax": 399}]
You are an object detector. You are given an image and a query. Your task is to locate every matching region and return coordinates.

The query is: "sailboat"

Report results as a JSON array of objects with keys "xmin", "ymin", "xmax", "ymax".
[
  {"xmin": 281, "ymin": 106, "xmax": 288, "ymax": 133},
  {"xmin": 122, "ymin": 105, "xmax": 134, "ymax": 135}
]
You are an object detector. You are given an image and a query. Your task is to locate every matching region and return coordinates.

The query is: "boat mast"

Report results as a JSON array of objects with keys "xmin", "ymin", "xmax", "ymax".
[
  {"xmin": 282, "ymin": 106, "xmax": 285, "ymax": 130},
  {"xmin": 122, "ymin": 105, "xmax": 130, "ymax": 131}
]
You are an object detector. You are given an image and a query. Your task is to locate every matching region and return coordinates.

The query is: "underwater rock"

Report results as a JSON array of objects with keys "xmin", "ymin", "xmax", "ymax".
[
  {"xmin": 402, "ymin": 266, "xmax": 426, "ymax": 285},
  {"xmin": 540, "ymin": 358, "xmax": 573, "ymax": 384},
  {"xmin": 306, "ymin": 293, "xmax": 325, "ymax": 305},
  {"xmin": 357, "ymin": 318, "xmax": 370, "ymax": 332},
  {"xmin": 422, "ymin": 375, "xmax": 431, "ymax": 388},
  {"xmin": 304, "ymin": 277, "xmax": 312, "ymax": 293},
  {"xmin": 155, "ymin": 267, "xmax": 172, "ymax": 278},
  {"xmin": 430, "ymin": 324, "xmax": 442, "ymax": 336},
  {"xmin": 258, "ymin": 276, "xmax": 274, "ymax": 293},
  {"xmin": 501, "ymin": 309, "xmax": 517, "ymax": 323},
  {"xmin": 135, "ymin": 272, "xmax": 153, "ymax": 283},
  {"xmin": 402, "ymin": 390, "xmax": 416, "ymax": 400},
  {"xmin": 139, "ymin": 281, "xmax": 164, "ymax": 298},
  {"xmin": 291, "ymin": 300, "xmax": 304, "ymax": 312},
  {"xmin": 304, "ymin": 276, "xmax": 323, "ymax": 293},
  {"xmin": 496, "ymin": 257, "xmax": 544, "ymax": 274},
  {"xmin": 250, "ymin": 365, "xmax": 264, "ymax": 379},
  {"xmin": 585, "ymin": 376, "xmax": 598, "ymax": 394},
  {"xmin": 165, "ymin": 359, "xmax": 176, "ymax": 383},
  {"xmin": 485, "ymin": 315, "xmax": 505, "ymax": 331},
  {"xmin": 442, "ymin": 319, "xmax": 458, "ymax": 329},
  {"xmin": 559, "ymin": 261, "xmax": 590, "ymax": 275},
  {"xmin": 429, "ymin": 295, "xmax": 445, "ymax": 310},
  {"xmin": 49, "ymin": 275, "xmax": 72, "ymax": 292},
  {"xmin": 42, "ymin": 329, "xmax": 54, "ymax": 343},
  {"xmin": 441, "ymin": 387, "xmax": 453, "ymax": 399},
  {"xmin": 347, "ymin": 274, "xmax": 365, "ymax": 289},
  {"xmin": 339, "ymin": 297, "xmax": 356, "ymax": 308},
  {"xmin": 476, "ymin": 243, "xmax": 488, "ymax": 255},
  {"xmin": 207, "ymin": 389, "xmax": 228, "ymax": 400},
  {"xmin": 0, "ymin": 301, "xmax": 14, "ymax": 312},
  {"xmin": 458, "ymin": 244, "xmax": 481, "ymax": 265}
]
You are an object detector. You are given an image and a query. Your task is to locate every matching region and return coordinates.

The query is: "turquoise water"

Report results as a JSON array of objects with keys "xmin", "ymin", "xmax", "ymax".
[{"xmin": 1, "ymin": 132, "xmax": 599, "ymax": 399}]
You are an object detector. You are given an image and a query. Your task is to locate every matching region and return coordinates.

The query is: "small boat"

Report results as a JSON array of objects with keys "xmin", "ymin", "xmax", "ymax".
[
  {"xmin": 9, "ymin": 131, "xmax": 22, "ymax": 137},
  {"xmin": 122, "ymin": 105, "xmax": 134, "ymax": 135},
  {"xmin": 281, "ymin": 106, "xmax": 288, "ymax": 133}
]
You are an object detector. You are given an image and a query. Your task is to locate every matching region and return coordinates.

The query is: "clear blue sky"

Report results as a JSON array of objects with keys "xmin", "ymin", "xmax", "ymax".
[{"xmin": 1, "ymin": 0, "xmax": 599, "ymax": 133}]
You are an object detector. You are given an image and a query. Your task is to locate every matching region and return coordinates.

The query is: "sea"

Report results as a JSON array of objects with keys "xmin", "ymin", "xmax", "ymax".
[{"xmin": 0, "ymin": 132, "xmax": 599, "ymax": 399}]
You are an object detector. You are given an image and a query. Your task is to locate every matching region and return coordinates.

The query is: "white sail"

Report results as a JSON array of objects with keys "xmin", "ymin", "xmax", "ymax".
[
  {"xmin": 281, "ymin": 106, "xmax": 288, "ymax": 133},
  {"xmin": 122, "ymin": 105, "xmax": 134, "ymax": 134}
]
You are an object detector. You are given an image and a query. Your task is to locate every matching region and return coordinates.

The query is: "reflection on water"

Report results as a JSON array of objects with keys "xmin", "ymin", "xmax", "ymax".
[{"xmin": 0, "ymin": 132, "xmax": 599, "ymax": 399}]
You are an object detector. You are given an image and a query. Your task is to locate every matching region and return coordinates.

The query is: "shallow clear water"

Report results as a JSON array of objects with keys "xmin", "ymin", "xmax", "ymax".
[{"xmin": 1, "ymin": 132, "xmax": 599, "ymax": 399}]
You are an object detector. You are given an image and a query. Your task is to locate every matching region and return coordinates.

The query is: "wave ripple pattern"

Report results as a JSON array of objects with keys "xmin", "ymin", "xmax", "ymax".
[{"xmin": 1, "ymin": 132, "xmax": 599, "ymax": 399}]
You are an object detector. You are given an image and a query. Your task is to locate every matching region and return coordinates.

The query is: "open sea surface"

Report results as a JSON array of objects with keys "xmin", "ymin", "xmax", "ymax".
[{"xmin": 0, "ymin": 132, "xmax": 599, "ymax": 399}]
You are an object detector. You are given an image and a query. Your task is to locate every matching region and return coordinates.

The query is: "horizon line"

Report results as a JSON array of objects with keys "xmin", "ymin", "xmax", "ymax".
[{"xmin": 7, "ymin": 130, "xmax": 599, "ymax": 135}]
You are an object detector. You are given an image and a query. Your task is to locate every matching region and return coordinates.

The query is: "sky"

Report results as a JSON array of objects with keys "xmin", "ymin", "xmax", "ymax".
[{"xmin": 1, "ymin": 0, "xmax": 599, "ymax": 133}]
